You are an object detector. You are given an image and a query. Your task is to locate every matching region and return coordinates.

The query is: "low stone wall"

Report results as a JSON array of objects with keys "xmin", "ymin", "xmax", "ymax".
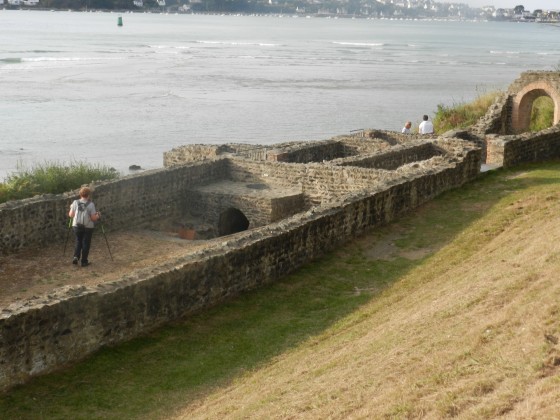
[
  {"xmin": 227, "ymin": 140, "xmax": 474, "ymax": 207},
  {"xmin": 497, "ymin": 126, "xmax": 560, "ymax": 167},
  {"xmin": 470, "ymin": 93, "xmax": 509, "ymax": 137},
  {"xmin": 266, "ymin": 140, "xmax": 345, "ymax": 163},
  {"xmin": 467, "ymin": 76, "xmax": 560, "ymax": 165},
  {"xmin": 163, "ymin": 134, "xmax": 417, "ymax": 168},
  {"xmin": 485, "ymin": 135, "xmax": 506, "ymax": 166},
  {"xmin": 336, "ymin": 134, "xmax": 404, "ymax": 155},
  {"xmin": 0, "ymin": 160, "xmax": 228, "ymax": 254},
  {"xmin": 0, "ymin": 145, "xmax": 481, "ymax": 392},
  {"xmin": 333, "ymin": 142, "xmax": 442, "ymax": 170},
  {"xmin": 1, "ymin": 140, "xmax": 454, "ymax": 256},
  {"xmin": 185, "ymin": 182, "xmax": 305, "ymax": 228},
  {"xmin": 264, "ymin": 132, "xmax": 421, "ymax": 164},
  {"xmin": 227, "ymin": 159, "xmax": 400, "ymax": 207},
  {"xmin": 163, "ymin": 142, "xmax": 320, "ymax": 166},
  {"xmin": 483, "ymin": 126, "xmax": 560, "ymax": 167}
]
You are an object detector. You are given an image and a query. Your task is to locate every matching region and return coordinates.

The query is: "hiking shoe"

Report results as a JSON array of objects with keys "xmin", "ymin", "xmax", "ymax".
[
  {"xmin": 81, "ymin": 261, "xmax": 90, "ymax": 267},
  {"xmin": 72, "ymin": 257, "xmax": 79, "ymax": 265}
]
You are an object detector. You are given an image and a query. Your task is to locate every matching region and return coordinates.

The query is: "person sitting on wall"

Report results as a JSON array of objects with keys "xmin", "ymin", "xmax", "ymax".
[
  {"xmin": 402, "ymin": 121, "xmax": 412, "ymax": 134},
  {"xmin": 418, "ymin": 115, "xmax": 434, "ymax": 135}
]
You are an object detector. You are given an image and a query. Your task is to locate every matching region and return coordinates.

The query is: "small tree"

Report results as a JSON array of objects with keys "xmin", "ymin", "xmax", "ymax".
[{"xmin": 514, "ymin": 5, "xmax": 524, "ymax": 15}]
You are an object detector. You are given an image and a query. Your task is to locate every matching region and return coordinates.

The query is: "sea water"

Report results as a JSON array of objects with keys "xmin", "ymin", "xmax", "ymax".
[{"xmin": 1, "ymin": 10, "xmax": 559, "ymax": 177}]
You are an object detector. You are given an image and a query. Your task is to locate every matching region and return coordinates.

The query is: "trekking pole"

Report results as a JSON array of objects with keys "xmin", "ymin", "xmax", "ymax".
[
  {"xmin": 63, "ymin": 217, "xmax": 72, "ymax": 256},
  {"xmin": 100, "ymin": 223, "xmax": 114, "ymax": 261}
]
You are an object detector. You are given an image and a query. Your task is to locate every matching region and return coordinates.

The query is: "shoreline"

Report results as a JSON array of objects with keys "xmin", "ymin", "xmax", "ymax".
[{"xmin": 1, "ymin": 8, "xmax": 559, "ymax": 23}]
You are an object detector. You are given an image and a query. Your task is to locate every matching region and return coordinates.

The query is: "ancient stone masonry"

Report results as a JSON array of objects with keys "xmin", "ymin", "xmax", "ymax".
[
  {"xmin": 0, "ymin": 160, "xmax": 228, "ymax": 254},
  {"xmin": 463, "ymin": 71, "xmax": 560, "ymax": 167},
  {"xmin": 3, "ymin": 72, "xmax": 560, "ymax": 391},
  {"xmin": 0, "ymin": 132, "xmax": 479, "ymax": 391},
  {"xmin": 508, "ymin": 71, "xmax": 560, "ymax": 134}
]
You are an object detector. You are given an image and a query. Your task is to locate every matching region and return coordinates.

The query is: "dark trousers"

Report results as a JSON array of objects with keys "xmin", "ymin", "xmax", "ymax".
[{"xmin": 73, "ymin": 227, "xmax": 94, "ymax": 263}]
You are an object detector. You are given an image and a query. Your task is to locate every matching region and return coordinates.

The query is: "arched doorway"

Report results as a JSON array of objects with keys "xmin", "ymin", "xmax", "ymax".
[
  {"xmin": 511, "ymin": 82, "xmax": 560, "ymax": 133},
  {"xmin": 218, "ymin": 208, "xmax": 250, "ymax": 236}
]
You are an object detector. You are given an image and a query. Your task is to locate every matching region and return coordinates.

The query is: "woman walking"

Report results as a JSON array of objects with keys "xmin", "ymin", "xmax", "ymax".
[{"xmin": 68, "ymin": 187, "xmax": 101, "ymax": 267}]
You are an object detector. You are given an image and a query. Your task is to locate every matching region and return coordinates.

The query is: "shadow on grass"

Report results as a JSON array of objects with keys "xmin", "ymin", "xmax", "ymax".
[{"xmin": 2, "ymin": 162, "xmax": 560, "ymax": 419}]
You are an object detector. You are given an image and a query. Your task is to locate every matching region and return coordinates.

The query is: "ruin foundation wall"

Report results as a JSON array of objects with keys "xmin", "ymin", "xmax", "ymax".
[
  {"xmin": 0, "ymin": 160, "xmax": 228, "ymax": 254},
  {"xmin": 485, "ymin": 126, "xmax": 560, "ymax": 167},
  {"xmin": 0, "ymin": 146, "xmax": 481, "ymax": 391}
]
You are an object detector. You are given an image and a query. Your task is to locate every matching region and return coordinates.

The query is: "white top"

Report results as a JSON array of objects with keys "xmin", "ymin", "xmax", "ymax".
[
  {"xmin": 419, "ymin": 120, "xmax": 434, "ymax": 134},
  {"xmin": 71, "ymin": 199, "xmax": 96, "ymax": 228},
  {"xmin": 402, "ymin": 127, "xmax": 411, "ymax": 134}
]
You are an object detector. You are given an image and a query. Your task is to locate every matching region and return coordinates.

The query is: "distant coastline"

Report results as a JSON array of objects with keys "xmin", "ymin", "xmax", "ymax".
[{"xmin": 1, "ymin": 7, "xmax": 560, "ymax": 24}]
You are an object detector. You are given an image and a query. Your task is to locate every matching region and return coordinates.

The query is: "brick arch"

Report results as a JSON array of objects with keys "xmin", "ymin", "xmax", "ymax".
[{"xmin": 511, "ymin": 81, "xmax": 560, "ymax": 133}]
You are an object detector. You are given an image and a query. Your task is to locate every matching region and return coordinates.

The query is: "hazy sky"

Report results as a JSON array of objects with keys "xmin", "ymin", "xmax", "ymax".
[{"xmin": 453, "ymin": 1, "xmax": 558, "ymax": 10}]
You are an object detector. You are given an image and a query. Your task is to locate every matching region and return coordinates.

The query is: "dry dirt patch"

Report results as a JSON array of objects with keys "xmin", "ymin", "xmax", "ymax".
[
  {"xmin": 0, "ymin": 230, "xmax": 208, "ymax": 309},
  {"xmin": 358, "ymin": 226, "xmax": 434, "ymax": 261}
]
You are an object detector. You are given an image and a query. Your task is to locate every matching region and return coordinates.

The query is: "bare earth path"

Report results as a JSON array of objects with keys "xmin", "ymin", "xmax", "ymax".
[{"xmin": 0, "ymin": 230, "xmax": 208, "ymax": 309}]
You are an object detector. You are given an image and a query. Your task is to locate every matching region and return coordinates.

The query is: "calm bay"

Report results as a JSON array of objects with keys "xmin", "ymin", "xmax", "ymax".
[{"xmin": 1, "ymin": 10, "xmax": 559, "ymax": 177}]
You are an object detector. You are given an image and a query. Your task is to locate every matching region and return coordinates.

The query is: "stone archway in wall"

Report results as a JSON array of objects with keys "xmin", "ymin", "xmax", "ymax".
[
  {"xmin": 218, "ymin": 207, "xmax": 250, "ymax": 236},
  {"xmin": 511, "ymin": 81, "xmax": 560, "ymax": 133}
]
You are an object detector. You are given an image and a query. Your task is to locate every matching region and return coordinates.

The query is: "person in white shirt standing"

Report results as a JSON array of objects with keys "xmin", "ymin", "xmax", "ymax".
[{"xmin": 418, "ymin": 115, "xmax": 434, "ymax": 135}]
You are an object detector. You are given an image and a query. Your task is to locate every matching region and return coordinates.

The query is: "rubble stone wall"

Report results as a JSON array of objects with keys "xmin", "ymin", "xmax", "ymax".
[
  {"xmin": 0, "ymin": 146, "xmax": 481, "ymax": 392},
  {"xmin": 227, "ymin": 159, "xmax": 399, "ymax": 207},
  {"xmin": 0, "ymin": 160, "xmax": 228, "ymax": 254},
  {"xmin": 498, "ymin": 128, "xmax": 560, "ymax": 167},
  {"xmin": 333, "ymin": 143, "xmax": 442, "ymax": 170},
  {"xmin": 469, "ymin": 72, "xmax": 560, "ymax": 164},
  {"xmin": 185, "ymin": 189, "xmax": 305, "ymax": 228},
  {"xmin": 163, "ymin": 143, "xmax": 279, "ymax": 166},
  {"xmin": 266, "ymin": 140, "xmax": 345, "ymax": 163}
]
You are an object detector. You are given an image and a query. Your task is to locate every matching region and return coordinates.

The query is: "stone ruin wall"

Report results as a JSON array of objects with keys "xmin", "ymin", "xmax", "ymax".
[
  {"xmin": 468, "ymin": 71, "xmax": 560, "ymax": 167},
  {"xmin": 227, "ymin": 159, "xmax": 382, "ymax": 207},
  {"xmin": 470, "ymin": 92, "xmax": 510, "ymax": 138},
  {"xmin": 185, "ymin": 185, "xmax": 305, "ymax": 229},
  {"xmin": 485, "ymin": 126, "xmax": 560, "ymax": 168},
  {"xmin": 0, "ymin": 160, "xmax": 228, "ymax": 255},
  {"xmin": 475, "ymin": 106, "xmax": 560, "ymax": 168},
  {"xmin": 162, "ymin": 131, "xmax": 425, "ymax": 168},
  {"xmin": 332, "ymin": 142, "xmax": 443, "ymax": 170},
  {"xmin": 2, "ymin": 137, "xmax": 433, "ymax": 256},
  {"xmin": 0, "ymin": 137, "xmax": 481, "ymax": 391}
]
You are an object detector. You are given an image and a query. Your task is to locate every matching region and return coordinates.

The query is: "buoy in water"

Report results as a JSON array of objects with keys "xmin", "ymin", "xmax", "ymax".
[{"xmin": 118, "ymin": 16, "xmax": 123, "ymax": 27}]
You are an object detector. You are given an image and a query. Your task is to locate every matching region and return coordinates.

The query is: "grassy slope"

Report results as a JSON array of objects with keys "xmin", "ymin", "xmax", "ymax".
[
  {"xmin": 2, "ymin": 163, "xmax": 560, "ymax": 419},
  {"xmin": 433, "ymin": 92, "xmax": 499, "ymax": 133}
]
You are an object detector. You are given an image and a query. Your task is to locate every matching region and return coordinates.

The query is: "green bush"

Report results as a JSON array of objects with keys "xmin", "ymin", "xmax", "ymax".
[
  {"xmin": 433, "ymin": 91, "xmax": 501, "ymax": 134},
  {"xmin": 0, "ymin": 183, "xmax": 9, "ymax": 204},
  {"xmin": 0, "ymin": 161, "xmax": 119, "ymax": 204}
]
